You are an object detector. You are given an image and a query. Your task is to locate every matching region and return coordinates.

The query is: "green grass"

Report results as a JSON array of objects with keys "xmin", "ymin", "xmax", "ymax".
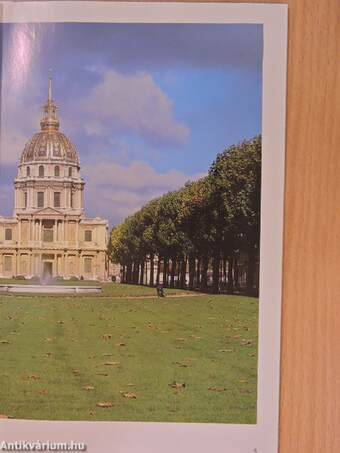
[{"xmin": 0, "ymin": 284, "xmax": 258, "ymax": 424}]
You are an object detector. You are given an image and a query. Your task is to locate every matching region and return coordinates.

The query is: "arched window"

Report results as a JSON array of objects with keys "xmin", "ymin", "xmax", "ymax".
[
  {"xmin": 54, "ymin": 166, "xmax": 60, "ymax": 177},
  {"xmin": 39, "ymin": 165, "xmax": 44, "ymax": 177},
  {"xmin": 26, "ymin": 166, "xmax": 30, "ymax": 177},
  {"xmin": 68, "ymin": 167, "xmax": 73, "ymax": 178}
]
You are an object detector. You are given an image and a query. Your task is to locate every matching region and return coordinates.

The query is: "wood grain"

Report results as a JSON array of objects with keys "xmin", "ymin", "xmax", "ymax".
[{"xmin": 228, "ymin": 0, "xmax": 340, "ymax": 451}]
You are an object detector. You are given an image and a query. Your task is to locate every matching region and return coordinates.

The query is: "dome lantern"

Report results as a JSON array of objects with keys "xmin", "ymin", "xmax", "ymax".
[{"xmin": 40, "ymin": 74, "xmax": 60, "ymax": 132}]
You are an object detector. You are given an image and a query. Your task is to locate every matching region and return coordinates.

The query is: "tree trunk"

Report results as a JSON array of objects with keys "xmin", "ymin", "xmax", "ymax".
[
  {"xmin": 149, "ymin": 254, "xmax": 154, "ymax": 287},
  {"xmin": 126, "ymin": 262, "xmax": 132, "ymax": 283},
  {"xmin": 163, "ymin": 258, "xmax": 168, "ymax": 287},
  {"xmin": 201, "ymin": 255, "xmax": 208, "ymax": 290},
  {"xmin": 223, "ymin": 256, "xmax": 227, "ymax": 289},
  {"xmin": 180, "ymin": 256, "xmax": 187, "ymax": 289},
  {"xmin": 140, "ymin": 261, "xmax": 145, "ymax": 285},
  {"xmin": 227, "ymin": 255, "xmax": 234, "ymax": 294},
  {"xmin": 234, "ymin": 256, "xmax": 240, "ymax": 290},
  {"xmin": 246, "ymin": 249, "xmax": 257, "ymax": 295},
  {"xmin": 156, "ymin": 257, "xmax": 161, "ymax": 285},
  {"xmin": 212, "ymin": 252, "xmax": 220, "ymax": 294},
  {"xmin": 196, "ymin": 257, "xmax": 201, "ymax": 288},
  {"xmin": 170, "ymin": 257, "xmax": 177, "ymax": 288},
  {"xmin": 188, "ymin": 254, "xmax": 195, "ymax": 290}
]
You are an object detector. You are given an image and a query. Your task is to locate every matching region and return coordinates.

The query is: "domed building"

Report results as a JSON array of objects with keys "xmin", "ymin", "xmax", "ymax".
[{"xmin": 0, "ymin": 77, "xmax": 109, "ymax": 280}]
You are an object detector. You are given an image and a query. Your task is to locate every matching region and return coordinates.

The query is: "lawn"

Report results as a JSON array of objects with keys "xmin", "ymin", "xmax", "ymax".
[{"xmin": 0, "ymin": 283, "xmax": 258, "ymax": 424}]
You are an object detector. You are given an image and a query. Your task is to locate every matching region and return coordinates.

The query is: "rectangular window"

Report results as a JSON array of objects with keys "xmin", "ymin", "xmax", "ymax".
[
  {"xmin": 24, "ymin": 192, "xmax": 27, "ymax": 208},
  {"xmin": 37, "ymin": 192, "xmax": 44, "ymax": 208},
  {"xmin": 5, "ymin": 228, "xmax": 12, "ymax": 241},
  {"xmin": 84, "ymin": 230, "xmax": 92, "ymax": 242},
  {"xmin": 54, "ymin": 192, "xmax": 61, "ymax": 208},
  {"xmin": 84, "ymin": 257, "xmax": 92, "ymax": 274},
  {"xmin": 4, "ymin": 256, "xmax": 12, "ymax": 272}
]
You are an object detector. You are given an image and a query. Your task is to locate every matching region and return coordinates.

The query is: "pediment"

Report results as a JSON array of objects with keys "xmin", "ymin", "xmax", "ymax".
[{"xmin": 34, "ymin": 207, "xmax": 64, "ymax": 216}]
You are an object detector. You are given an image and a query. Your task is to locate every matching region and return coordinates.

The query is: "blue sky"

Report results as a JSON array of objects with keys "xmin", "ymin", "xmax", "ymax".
[{"xmin": 0, "ymin": 23, "xmax": 263, "ymax": 225}]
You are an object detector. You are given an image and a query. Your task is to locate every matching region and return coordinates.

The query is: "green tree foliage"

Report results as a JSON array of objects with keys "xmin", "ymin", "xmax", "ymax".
[{"xmin": 110, "ymin": 136, "xmax": 261, "ymax": 295}]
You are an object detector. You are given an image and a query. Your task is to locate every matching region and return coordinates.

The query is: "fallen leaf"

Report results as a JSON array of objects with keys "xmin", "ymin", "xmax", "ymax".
[
  {"xmin": 169, "ymin": 381, "xmax": 186, "ymax": 389},
  {"xmin": 173, "ymin": 362, "xmax": 188, "ymax": 368},
  {"xmin": 23, "ymin": 374, "xmax": 40, "ymax": 381},
  {"xmin": 121, "ymin": 392, "xmax": 137, "ymax": 399},
  {"xmin": 102, "ymin": 334, "xmax": 112, "ymax": 340},
  {"xmin": 83, "ymin": 385, "xmax": 94, "ymax": 391},
  {"xmin": 96, "ymin": 402, "xmax": 113, "ymax": 408},
  {"xmin": 208, "ymin": 386, "xmax": 226, "ymax": 392}
]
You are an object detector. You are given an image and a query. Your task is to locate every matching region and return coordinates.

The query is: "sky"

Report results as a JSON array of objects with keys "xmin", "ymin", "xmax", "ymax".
[{"xmin": 0, "ymin": 23, "xmax": 263, "ymax": 226}]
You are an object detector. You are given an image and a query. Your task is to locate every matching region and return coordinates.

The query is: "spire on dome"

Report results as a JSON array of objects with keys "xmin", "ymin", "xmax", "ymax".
[
  {"xmin": 48, "ymin": 69, "xmax": 53, "ymax": 102},
  {"xmin": 40, "ymin": 71, "xmax": 60, "ymax": 131}
]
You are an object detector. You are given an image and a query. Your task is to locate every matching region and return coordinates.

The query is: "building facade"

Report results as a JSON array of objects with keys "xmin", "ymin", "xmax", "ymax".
[{"xmin": 0, "ymin": 78, "xmax": 109, "ymax": 281}]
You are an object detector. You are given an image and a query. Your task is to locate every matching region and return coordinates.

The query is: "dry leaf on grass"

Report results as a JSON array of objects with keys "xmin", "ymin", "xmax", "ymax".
[
  {"xmin": 83, "ymin": 386, "xmax": 94, "ymax": 391},
  {"xmin": 96, "ymin": 402, "xmax": 113, "ymax": 408},
  {"xmin": 208, "ymin": 386, "xmax": 226, "ymax": 392},
  {"xmin": 169, "ymin": 381, "xmax": 186, "ymax": 389},
  {"xmin": 102, "ymin": 334, "xmax": 112, "ymax": 340},
  {"xmin": 23, "ymin": 374, "xmax": 40, "ymax": 381},
  {"xmin": 173, "ymin": 362, "xmax": 188, "ymax": 368},
  {"xmin": 121, "ymin": 392, "xmax": 137, "ymax": 399}
]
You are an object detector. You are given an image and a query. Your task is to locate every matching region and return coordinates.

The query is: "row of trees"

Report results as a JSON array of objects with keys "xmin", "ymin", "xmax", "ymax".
[{"xmin": 109, "ymin": 136, "xmax": 261, "ymax": 295}]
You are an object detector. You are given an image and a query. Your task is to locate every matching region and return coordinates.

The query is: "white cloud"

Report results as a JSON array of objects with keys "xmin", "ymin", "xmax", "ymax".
[
  {"xmin": 82, "ymin": 70, "xmax": 189, "ymax": 147},
  {"xmin": 82, "ymin": 159, "xmax": 205, "ymax": 226}
]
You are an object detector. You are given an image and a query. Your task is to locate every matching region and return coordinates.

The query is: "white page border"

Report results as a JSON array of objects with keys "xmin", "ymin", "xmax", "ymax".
[{"xmin": 0, "ymin": 3, "xmax": 288, "ymax": 453}]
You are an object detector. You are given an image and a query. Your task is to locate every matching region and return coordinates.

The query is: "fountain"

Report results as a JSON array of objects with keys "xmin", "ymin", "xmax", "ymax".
[{"xmin": 0, "ymin": 277, "xmax": 102, "ymax": 295}]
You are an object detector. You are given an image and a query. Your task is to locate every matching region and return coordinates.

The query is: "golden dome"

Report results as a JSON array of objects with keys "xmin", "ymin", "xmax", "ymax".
[
  {"xmin": 20, "ymin": 76, "xmax": 79, "ymax": 165},
  {"xmin": 21, "ymin": 131, "xmax": 79, "ymax": 164}
]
